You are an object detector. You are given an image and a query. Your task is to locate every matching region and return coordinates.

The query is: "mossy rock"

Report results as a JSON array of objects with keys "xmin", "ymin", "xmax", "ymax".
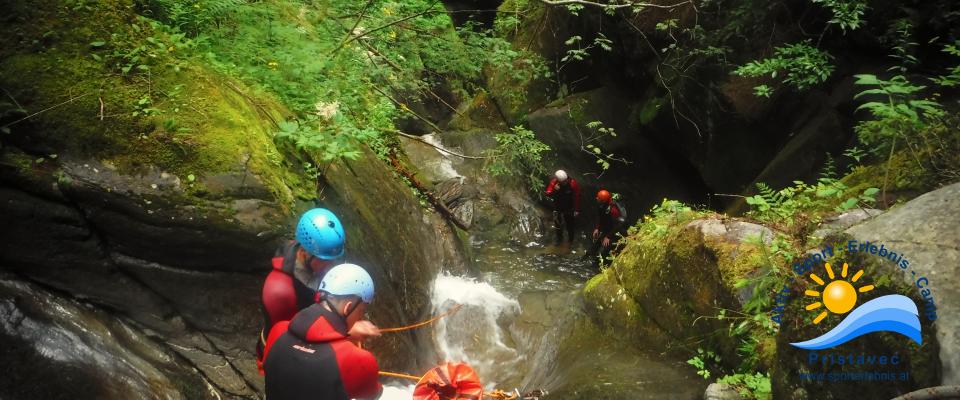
[
  {"xmin": 0, "ymin": 0, "xmax": 312, "ymax": 208},
  {"xmin": 583, "ymin": 216, "xmax": 774, "ymax": 363},
  {"xmin": 447, "ymin": 91, "xmax": 508, "ymax": 131}
]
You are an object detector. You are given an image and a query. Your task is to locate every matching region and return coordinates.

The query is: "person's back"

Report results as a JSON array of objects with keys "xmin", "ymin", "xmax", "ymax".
[
  {"xmin": 262, "ymin": 263, "xmax": 382, "ymax": 400},
  {"xmin": 262, "ymin": 305, "xmax": 380, "ymax": 400}
]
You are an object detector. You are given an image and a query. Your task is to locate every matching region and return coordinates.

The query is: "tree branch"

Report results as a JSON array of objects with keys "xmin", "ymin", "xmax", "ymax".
[
  {"xmin": 327, "ymin": 1, "xmax": 440, "ymax": 57},
  {"xmin": 539, "ymin": 0, "xmax": 693, "ymax": 10},
  {"xmin": 388, "ymin": 150, "xmax": 470, "ymax": 230},
  {"xmin": 388, "ymin": 129, "xmax": 487, "ymax": 160}
]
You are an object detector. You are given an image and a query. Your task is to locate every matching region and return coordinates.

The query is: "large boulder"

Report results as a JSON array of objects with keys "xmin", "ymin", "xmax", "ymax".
[
  {"xmin": 845, "ymin": 181, "xmax": 960, "ymax": 385},
  {"xmin": 583, "ymin": 213, "xmax": 775, "ymax": 364}
]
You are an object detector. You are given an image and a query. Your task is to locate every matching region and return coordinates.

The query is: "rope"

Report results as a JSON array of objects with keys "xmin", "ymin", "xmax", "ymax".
[
  {"xmin": 378, "ymin": 371, "xmax": 421, "ymax": 381},
  {"xmin": 380, "ymin": 304, "xmax": 464, "ymax": 333}
]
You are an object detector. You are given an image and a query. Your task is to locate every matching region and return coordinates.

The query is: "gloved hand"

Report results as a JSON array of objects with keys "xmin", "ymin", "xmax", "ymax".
[
  {"xmin": 573, "ymin": 211, "xmax": 579, "ymax": 217},
  {"xmin": 602, "ymin": 237, "xmax": 610, "ymax": 248},
  {"xmin": 592, "ymin": 229, "xmax": 599, "ymax": 240}
]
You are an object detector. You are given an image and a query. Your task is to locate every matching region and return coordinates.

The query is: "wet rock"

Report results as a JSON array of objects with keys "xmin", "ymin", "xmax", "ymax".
[
  {"xmin": 2, "ymin": 136, "xmax": 472, "ymax": 395},
  {"xmin": 845, "ymin": 182, "xmax": 960, "ymax": 385},
  {"xmin": 0, "ymin": 276, "xmax": 215, "ymax": 400}
]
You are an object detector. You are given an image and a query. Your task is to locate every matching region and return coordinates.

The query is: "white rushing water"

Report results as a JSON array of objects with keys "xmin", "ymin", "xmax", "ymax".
[
  {"xmin": 431, "ymin": 273, "xmax": 523, "ymax": 389},
  {"xmin": 379, "ymin": 273, "xmax": 523, "ymax": 399}
]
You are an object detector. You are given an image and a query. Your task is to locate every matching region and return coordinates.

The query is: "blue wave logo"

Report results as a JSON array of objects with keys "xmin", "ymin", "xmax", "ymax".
[{"xmin": 790, "ymin": 295, "xmax": 922, "ymax": 350}]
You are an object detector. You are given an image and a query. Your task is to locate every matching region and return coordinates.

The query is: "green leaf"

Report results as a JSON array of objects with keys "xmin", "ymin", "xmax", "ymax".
[{"xmin": 89, "ymin": 41, "xmax": 107, "ymax": 47}]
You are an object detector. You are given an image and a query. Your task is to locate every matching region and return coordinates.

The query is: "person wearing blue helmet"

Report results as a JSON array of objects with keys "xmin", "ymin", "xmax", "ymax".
[
  {"xmin": 261, "ymin": 263, "xmax": 382, "ymax": 400},
  {"xmin": 257, "ymin": 208, "xmax": 346, "ymax": 365}
]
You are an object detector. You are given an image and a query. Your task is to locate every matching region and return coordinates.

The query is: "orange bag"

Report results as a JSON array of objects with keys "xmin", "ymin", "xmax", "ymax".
[{"xmin": 412, "ymin": 362, "xmax": 484, "ymax": 400}]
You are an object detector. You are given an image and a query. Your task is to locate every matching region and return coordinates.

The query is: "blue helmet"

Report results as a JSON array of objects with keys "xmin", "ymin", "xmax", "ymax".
[
  {"xmin": 295, "ymin": 208, "xmax": 345, "ymax": 260},
  {"xmin": 318, "ymin": 263, "xmax": 375, "ymax": 304}
]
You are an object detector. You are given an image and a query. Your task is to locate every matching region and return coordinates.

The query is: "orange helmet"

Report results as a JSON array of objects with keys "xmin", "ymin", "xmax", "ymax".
[{"xmin": 596, "ymin": 190, "xmax": 612, "ymax": 203}]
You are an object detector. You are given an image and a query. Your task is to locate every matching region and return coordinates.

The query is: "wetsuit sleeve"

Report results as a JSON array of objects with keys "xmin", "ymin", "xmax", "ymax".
[
  {"xmin": 258, "ymin": 320, "xmax": 291, "ymax": 375},
  {"xmin": 335, "ymin": 343, "xmax": 383, "ymax": 400},
  {"xmin": 262, "ymin": 270, "xmax": 298, "ymax": 330},
  {"xmin": 571, "ymin": 179, "xmax": 581, "ymax": 212},
  {"xmin": 545, "ymin": 178, "xmax": 557, "ymax": 196}
]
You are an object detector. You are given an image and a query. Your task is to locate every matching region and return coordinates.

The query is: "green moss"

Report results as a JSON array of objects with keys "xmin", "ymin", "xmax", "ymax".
[{"xmin": 0, "ymin": 0, "xmax": 313, "ymax": 209}]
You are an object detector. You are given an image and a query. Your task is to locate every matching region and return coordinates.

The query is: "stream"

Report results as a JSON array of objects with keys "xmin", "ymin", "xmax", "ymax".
[{"xmin": 383, "ymin": 241, "xmax": 707, "ymax": 399}]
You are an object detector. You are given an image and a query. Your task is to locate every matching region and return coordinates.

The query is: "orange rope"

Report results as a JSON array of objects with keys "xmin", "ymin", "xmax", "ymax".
[
  {"xmin": 379, "ymin": 304, "xmax": 464, "ymax": 333},
  {"xmin": 378, "ymin": 370, "xmax": 421, "ymax": 381}
]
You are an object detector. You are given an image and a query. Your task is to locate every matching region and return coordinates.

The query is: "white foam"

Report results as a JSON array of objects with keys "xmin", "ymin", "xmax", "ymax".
[
  {"xmin": 430, "ymin": 274, "xmax": 522, "ymax": 388},
  {"xmin": 380, "ymin": 384, "xmax": 415, "ymax": 400}
]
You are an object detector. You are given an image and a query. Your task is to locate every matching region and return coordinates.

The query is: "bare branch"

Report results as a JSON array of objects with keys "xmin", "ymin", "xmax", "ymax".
[
  {"xmin": 388, "ymin": 129, "xmax": 488, "ymax": 160},
  {"xmin": 1, "ymin": 92, "xmax": 91, "ymax": 129},
  {"xmin": 539, "ymin": 0, "xmax": 693, "ymax": 10}
]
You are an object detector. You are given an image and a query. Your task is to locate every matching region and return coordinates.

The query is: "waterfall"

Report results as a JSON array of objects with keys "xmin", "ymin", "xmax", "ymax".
[
  {"xmin": 431, "ymin": 274, "xmax": 522, "ymax": 388},
  {"xmin": 380, "ymin": 273, "xmax": 522, "ymax": 399}
]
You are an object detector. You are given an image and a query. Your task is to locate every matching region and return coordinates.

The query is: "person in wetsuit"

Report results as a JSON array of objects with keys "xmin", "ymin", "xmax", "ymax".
[
  {"xmin": 261, "ymin": 263, "xmax": 382, "ymax": 400},
  {"xmin": 258, "ymin": 208, "xmax": 345, "ymax": 362},
  {"xmin": 588, "ymin": 190, "xmax": 622, "ymax": 267},
  {"xmin": 545, "ymin": 169, "xmax": 581, "ymax": 244}
]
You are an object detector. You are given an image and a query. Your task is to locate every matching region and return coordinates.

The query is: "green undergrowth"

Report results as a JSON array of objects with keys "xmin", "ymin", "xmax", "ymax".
[{"xmin": 1, "ymin": 0, "xmax": 315, "ymax": 205}]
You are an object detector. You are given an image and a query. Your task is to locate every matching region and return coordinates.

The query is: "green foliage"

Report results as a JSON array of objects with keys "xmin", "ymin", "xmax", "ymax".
[
  {"xmin": 139, "ymin": 0, "xmax": 246, "ymax": 37},
  {"xmin": 629, "ymin": 199, "xmax": 698, "ymax": 238},
  {"xmin": 560, "ymin": 33, "xmax": 613, "ymax": 65},
  {"xmin": 735, "ymin": 41, "xmax": 834, "ymax": 96},
  {"xmin": 717, "ymin": 372, "xmax": 772, "ymax": 400},
  {"xmin": 89, "ymin": 17, "xmax": 195, "ymax": 76},
  {"xmin": 483, "ymin": 125, "xmax": 551, "ymax": 193},
  {"xmin": 745, "ymin": 178, "xmax": 879, "ymax": 226},
  {"xmin": 811, "ymin": 0, "xmax": 867, "ymax": 32},
  {"xmin": 933, "ymin": 41, "xmax": 960, "ymax": 87},
  {"xmin": 581, "ymin": 120, "xmax": 628, "ymax": 174},
  {"xmin": 884, "ymin": 20, "xmax": 918, "ymax": 74},
  {"xmin": 687, "ymin": 348, "xmax": 722, "ymax": 379},
  {"xmin": 849, "ymin": 40, "xmax": 960, "ymax": 187},
  {"xmin": 853, "ymin": 74, "xmax": 942, "ymax": 153},
  {"xmin": 132, "ymin": 0, "xmax": 546, "ymax": 178}
]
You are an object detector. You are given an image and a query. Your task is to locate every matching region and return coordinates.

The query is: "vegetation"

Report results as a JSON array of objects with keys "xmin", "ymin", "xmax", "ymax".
[{"xmin": 484, "ymin": 125, "xmax": 552, "ymax": 193}]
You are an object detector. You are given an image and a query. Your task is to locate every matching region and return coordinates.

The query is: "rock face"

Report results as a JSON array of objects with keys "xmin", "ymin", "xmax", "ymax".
[
  {"xmin": 0, "ymin": 142, "xmax": 470, "ymax": 398},
  {"xmin": 0, "ymin": 1, "xmax": 470, "ymax": 395},
  {"xmin": 845, "ymin": 182, "xmax": 960, "ymax": 385},
  {"xmin": 401, "ymin": 128, "xmax": 549, "ymax": 245},
  {"xmin": 0, "ymin": 276, "xmax": 211, "ymax": 400}
]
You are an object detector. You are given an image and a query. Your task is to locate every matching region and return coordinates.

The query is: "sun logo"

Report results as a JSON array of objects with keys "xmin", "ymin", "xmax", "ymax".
[{"xmin": 803, "ymin": 263, "xmax": 875, "ymax": 324}]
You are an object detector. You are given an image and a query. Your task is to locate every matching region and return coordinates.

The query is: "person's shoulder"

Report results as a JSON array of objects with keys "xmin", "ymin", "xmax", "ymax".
[{"xmin": 332, "ymin": 340, "xmax": 378, "ymax": 366}]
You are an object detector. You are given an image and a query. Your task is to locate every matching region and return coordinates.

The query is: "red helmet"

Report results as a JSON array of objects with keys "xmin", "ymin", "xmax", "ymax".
[{"xmin": 596, "ymin": 190, "xmax": 612, "ymax": 203}]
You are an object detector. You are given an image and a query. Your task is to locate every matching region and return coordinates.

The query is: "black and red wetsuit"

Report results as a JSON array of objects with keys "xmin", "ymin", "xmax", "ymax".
[
  {"xmin": 588, "ymin": 202, "xmax": 622, "ymax": 265},
  {"xmin": 545, "ymin": 178, "xmax": 581, "ymax": 243},
  {"xmin": 595, "ymin": 202, "xmax": 622, "ymax": 241},
  {"xmin": 261, "ymin": 303, "xmax": 382, "ymax": 400},
  {"xmin": 258, "ymin": 241, "xmax": 332, "ymax": 361}
]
